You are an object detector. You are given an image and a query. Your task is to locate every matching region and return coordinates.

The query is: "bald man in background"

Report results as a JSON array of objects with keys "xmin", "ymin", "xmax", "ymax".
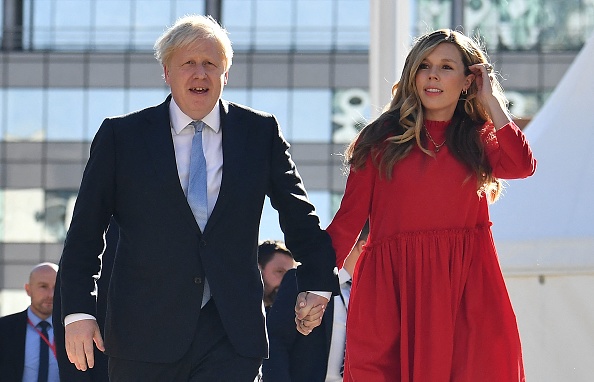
[{"xmin": 0, "ymin": 262, "xmax": 60, "ymax": 381}]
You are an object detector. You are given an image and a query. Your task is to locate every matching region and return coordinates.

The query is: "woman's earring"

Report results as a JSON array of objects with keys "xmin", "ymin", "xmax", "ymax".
[{"xmin": 462, "ymin": 89, "xmax": 468, "ymax": 95}]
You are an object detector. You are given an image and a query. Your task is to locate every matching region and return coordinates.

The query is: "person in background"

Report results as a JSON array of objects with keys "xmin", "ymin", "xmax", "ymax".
[
  {"xmin": 263, "ymin": 222, "xmax": 369, "ymax": 382},
  {"xmin": 59, "ymin": 14, "xmax": 337, "ymax": 381},
  {"xmin": 326, "ymin": 29, "xmax": 536, "ymax": 381},
  {"xmin": 0, "ymin": 262, "xmax": 60, "ymax": 382},
  {"xmin": 258, "ymin": 239, "xmax": 297, "ymax": 310}
]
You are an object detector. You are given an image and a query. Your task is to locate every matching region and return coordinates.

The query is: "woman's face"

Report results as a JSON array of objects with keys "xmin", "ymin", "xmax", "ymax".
[{"xmin": 414, "ymin": 43, "xmax": 473, "ymax": 121}]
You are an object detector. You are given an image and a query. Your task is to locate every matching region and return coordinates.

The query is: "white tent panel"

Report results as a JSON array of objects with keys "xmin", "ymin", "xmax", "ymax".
[
  {"xmin": 490, "ymin": 31, "xmax": 594, "ymax": 270},
  {"xmin": 487, "ymin": 31, "xmax": 594, "ymax": 382},
  {"xmin": 506, "ymin": 274, "xmax": 594, "ymax": 382}
]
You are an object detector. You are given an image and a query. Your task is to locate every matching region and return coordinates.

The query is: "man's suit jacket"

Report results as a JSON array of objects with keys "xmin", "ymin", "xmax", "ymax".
[
  {"xmin": 263, "ymin": 268, "xmax": 334, "ymax": 382},
  {"xmin": 53, "ymin": 219, "xmax": 118, "ymax": 381},
  {"xmin": 0, "ymin": 310, "xmax": 28, "ymax": 380},
  {"xmin": 60, "ymin": 96, "xmax": 338, "ymax": 364}
]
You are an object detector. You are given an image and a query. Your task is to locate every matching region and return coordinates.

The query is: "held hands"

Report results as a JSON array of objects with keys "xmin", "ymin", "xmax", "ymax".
[
  {"xmin": 65, "ymin": 319, "xmax": 105, "ymax": 371},
  {"xmin": 294, "ymin": 292, "xmax": 329, "ymax": 335}
]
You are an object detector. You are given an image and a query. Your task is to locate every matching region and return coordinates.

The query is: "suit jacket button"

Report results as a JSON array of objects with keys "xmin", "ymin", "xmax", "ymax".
[
  {"xmin": 200, "ymin": 240, "xmax": 206, "ymax": 247},
  {"xmin": 194, "ymin": 277, "xmax": 202, "ymax": 284}
]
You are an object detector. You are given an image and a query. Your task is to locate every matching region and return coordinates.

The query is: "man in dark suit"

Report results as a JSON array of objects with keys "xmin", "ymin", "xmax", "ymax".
[
  {"xmin": 52, "ymin": 219, "xmax": 118, "ymax": 381},
  {"xmin": 258, "ymin": 239, "xmax": 297, "ymax": 311},
  {"xmin": 59, "ymin": 14, "xmax": 337, "ymax": 381},
  {"xmin": 0, "ymin": 263, "xmax": 60, "ymax": 381},
  {"xmin": 263, "ymin": 224, "xmax": 368, "ymax": 381}
]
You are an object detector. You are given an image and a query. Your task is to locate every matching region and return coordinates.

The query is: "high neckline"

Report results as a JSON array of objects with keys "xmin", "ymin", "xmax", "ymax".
[{"xmin": 424, "ymin": 120, "xmax": 451, "ymax": 131}]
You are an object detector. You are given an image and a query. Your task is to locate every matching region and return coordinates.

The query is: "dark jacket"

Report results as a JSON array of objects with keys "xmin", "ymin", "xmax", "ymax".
[
  {"xmin": 60, "ymin": 97, "xmax": 338, "ymax": 363},
  {"xmin": 263, "ymin": 268, "xmax": 334, "ymax": 381},
  {"xmin": 0, "ymin": 310, "xmax": 28, "ymax": 381}
]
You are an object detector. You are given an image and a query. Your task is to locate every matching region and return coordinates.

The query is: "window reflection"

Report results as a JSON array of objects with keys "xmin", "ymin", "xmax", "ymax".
[
  {"xmin": 23, "ymin": 0, "xmax": 205, "ymax": 51},
  {"xmin": 130, "ymin": 0, "xmax": 172, "ymax": 48},
  {"xmin": 0, "ymin": 89, "xmax": 4, "ymax": 140},
  {"xmin": 47, "ymin": 89, "xmax": 85, "ymax": 141},
  {"xmin": 336, "ymin": 0, "xmax": 370, "ymax": 49},
  {"xmin": 20, "ymin": 0, "xmax": 370, "ymax": 52},
  {"xmin": 417, "ymin": 0, "xmax": 594, "ymax": 51},
  {"xmin": 332, "ymin": 88, "xmax": 370, "ymax": 144},
  {"xmin": 295, "ymin": 0, "xmax": 333, "ymax": 49},
  {"xmin": 86, "ymin": 89, "xmax": 126, "ymax": 140},
  {"xmin": 0, "ymin": 87, "xmax": 336, "ymax": 143},
  {"xmin": 223, "ymin": 89, "xmax": 250, "ymax": 106},
  {"xmin": 1, "ymin": 189, "xmax": 45, "ymax": 242},
  {"xmin": 5, "ymin": 89, "xmax": 44, "ymax": 141},
  {"xmin": 253, "ymin": 0, "xmax": 292, "ymax": 50},
  {"xmin": 291, "ymin": 90, "xmax": 332, "ymax": 142},
  {"xmin": 127, "ymin": 89, "xmax": 170, "ymax": 113},
  {"xmin": 251, "ymin": 89, "xmax": 290, "ymax": 137},
  {"xmin": 0, "ymin": 188, "xmax": 77, "ymax": 243},
  {"xmin": 259, "ymin": 191, "xmax": 331, "ymax": 241}
]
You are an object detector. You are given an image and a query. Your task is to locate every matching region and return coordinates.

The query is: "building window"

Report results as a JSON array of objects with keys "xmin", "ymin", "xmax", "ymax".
[
  {"xmin": 417, "ymin": 0, "xmax": 594, "ymax": 52},
  {"xmin": 0, "ymin": 188, "xmax": 76, "ymax": 243}
]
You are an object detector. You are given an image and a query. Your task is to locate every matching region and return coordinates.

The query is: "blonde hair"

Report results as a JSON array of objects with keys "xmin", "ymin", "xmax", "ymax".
[
  {"xmin": 348, "ymin": 29, "xmax": 506, "ymax": 202},
  {"xmin": 154, "ymin": 14, "xmax": 233, "ymax": 71}
]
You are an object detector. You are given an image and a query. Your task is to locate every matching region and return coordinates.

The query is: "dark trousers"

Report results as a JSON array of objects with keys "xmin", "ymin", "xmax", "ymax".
[{"xmin": 108, "ymin": 300, "xmax": 262, "ymax": 381}]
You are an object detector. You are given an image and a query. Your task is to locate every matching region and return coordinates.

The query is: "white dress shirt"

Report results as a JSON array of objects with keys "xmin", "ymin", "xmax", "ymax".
[
  {"xmin": 66, "ymin": 97, "xmax": 330, "ymax": 324},
  {"xmin": 169, "ymin": 98, "xmax": 223, "ymax": 217},
  {"xmin": 169, "ymin": 98, "xmax": 223, "ymax": 307},
  {"xmin": 23, "ymin": 308, "xmax": 60, "ymax": 382},
  {"xmin": 66, "ymin": 98, "xmax": 223, "ymax": 325},
  {"xmin": 325, "ymin": 267, "xmax": 351, "ymax": 381}
]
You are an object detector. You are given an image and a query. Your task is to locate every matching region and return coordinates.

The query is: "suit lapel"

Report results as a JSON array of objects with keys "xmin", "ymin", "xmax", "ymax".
[
  {"xmin": 203, "ymin": 100, "xmax": 248, "ymax": 233},
  {"xmin": 142, "ymin": 96, "xmax": 200, "ymax": 232}
]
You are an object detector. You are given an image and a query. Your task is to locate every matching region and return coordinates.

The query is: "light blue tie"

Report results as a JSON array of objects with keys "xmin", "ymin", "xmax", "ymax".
[
  {"xmin": 187, "ymin": 121, "xmax": 208, "ymax": 231},
  {"xmin": 187, "ymin": 121, "xmax": 211, "ymax": 307}
]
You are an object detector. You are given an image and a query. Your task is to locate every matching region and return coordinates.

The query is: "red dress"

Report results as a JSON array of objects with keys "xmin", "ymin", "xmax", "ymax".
[{"xmin": 327, "ymin": 120, "xmax": 536, "ymax": 382}]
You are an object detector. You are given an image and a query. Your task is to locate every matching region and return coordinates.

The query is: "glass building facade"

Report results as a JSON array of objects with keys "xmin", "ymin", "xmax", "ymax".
[{"xmin": 1, "ymin": 0, "xmax": 593, "ymax": 308}]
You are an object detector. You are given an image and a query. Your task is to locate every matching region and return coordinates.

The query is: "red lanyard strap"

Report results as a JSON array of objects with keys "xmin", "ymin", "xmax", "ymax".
[{"xmin": 27, "ymin": 317, "xmax": 57, "ymax": 359}]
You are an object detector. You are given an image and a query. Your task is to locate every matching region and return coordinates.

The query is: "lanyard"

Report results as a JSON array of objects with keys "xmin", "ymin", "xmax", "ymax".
[
  {"xmin": 338, "ymin": 280, "xmax": 351, "ymax": 312},
  {"xmin": 27, "ymin": 318, "xmax": 57, "ymax": 359}
]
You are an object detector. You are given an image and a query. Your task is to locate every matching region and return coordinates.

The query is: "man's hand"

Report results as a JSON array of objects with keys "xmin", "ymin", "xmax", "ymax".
[
  {"xmin": 65, "ymin": 319, "xmax": 105, "ymax": 371},
  {"xmin": 294, "ymin": 292, "xmax": 329, "ymax": 335}
]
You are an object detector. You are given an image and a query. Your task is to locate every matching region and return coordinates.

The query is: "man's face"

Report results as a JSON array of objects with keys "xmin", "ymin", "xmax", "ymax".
[
  {"xmin": 164, "ymin": 38, "xmax": 229, "ymax": 120},
  {"xmin": 261, "ymin": 252, "xmax": 295, "ymax": 307},
  {"xmin": 25, "ymin": 266, "xmax": 57, "ymax": 320}
]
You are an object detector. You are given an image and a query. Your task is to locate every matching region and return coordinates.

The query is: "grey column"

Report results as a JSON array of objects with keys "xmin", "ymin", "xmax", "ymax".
[
  {"xmin": 369, "ymin": 0, "xmax": 412, "ymax": 119},
  {"xmin": 205, "ymin": 0, "xmax": 223, "ymax": 23},
  {"xmin": 1, "ymin": 0, "xmax": 24, "ymax": 51}
]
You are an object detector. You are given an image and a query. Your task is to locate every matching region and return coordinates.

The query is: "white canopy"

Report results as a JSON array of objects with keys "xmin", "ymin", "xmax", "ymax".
[
  {"xmin": 490, "ymin": 31, "xmax": 594, "ymax": 275},
  {"xmin": 489, "ymin": 32, "xmax": 594, "ymax": 382}
]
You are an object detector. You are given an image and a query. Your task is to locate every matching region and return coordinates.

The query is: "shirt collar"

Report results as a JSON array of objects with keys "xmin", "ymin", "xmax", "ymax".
[
  {"xmin": 27, "ymin": 307, "xmax": 51, "ymax": 327},
  {"xmin": 169, "ymin": 97, "xmax": 221, "ymax": 135},
  {"xmin": 338, "ymin": 267, "xmax": 352, "ymax": 285}
]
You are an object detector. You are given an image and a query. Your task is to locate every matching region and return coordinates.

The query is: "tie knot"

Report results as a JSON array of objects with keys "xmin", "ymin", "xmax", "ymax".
[
  {"xmin": 38, "ymin": 321, "xmax": 50, "ymax": 331},
  {"xmin": 191, "ymin": 120, "xmax": 205, "ymax": 133}
]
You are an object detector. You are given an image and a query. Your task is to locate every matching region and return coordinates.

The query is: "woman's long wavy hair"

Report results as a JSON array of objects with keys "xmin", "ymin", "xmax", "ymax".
[{"xmin": 347, "ymin": 29, "xmax": 508, "ymax": 202}]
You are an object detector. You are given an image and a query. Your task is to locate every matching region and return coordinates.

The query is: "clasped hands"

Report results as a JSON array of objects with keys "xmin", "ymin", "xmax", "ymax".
[
  {"xmin": 294, "ymin": 292, "xmax": 329, "ymax": 335},
  {"xmin": 64, "ymin": 292, "xmax": 329, "ymax": 370}
]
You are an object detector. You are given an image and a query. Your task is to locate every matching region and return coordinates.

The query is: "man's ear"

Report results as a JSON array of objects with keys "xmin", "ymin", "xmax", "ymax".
[{"xmin": 163, "ymin": 65, "xmax": 170, "ymax": 84}]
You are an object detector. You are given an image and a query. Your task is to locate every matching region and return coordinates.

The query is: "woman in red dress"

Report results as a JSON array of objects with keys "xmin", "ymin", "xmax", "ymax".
[{"xmin": 326, "ymin": 29, "xmax": 536, "ymax": 381}]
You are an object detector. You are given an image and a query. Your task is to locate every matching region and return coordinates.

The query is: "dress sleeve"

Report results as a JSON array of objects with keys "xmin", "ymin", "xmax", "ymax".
[
  {"xmin": 327, "ymin": 156, "xmax": 375, "ymax": 269},
  {"xmin": 483, "ymin": 121, "xmax": 537, "ymax": 179}
]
